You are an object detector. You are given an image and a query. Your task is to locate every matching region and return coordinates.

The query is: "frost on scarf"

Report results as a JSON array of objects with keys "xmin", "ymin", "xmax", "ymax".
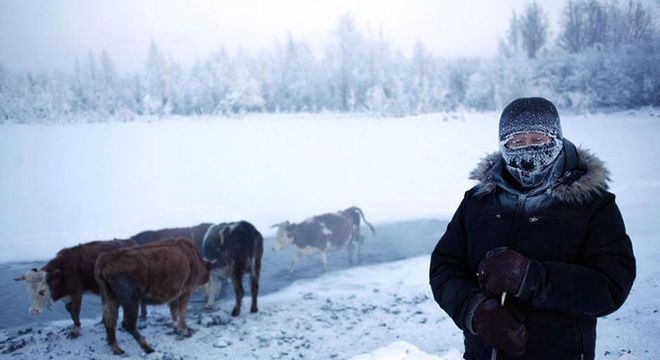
[{"xmin": 500, "ymin": 137, "xmax": 563, "ymax": 189}]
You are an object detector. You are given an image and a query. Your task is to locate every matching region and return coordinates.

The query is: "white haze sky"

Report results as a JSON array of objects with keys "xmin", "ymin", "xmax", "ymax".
[{"xmin": 0, "ymin": 0, "xmax": 572, "ymax": 73}]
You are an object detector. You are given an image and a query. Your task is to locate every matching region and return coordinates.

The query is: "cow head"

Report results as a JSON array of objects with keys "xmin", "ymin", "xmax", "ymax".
[
  {"xmin": 271, "ymin": 221, "xmax": 295, "ymax": 251},
  {"xmin": 14, "ymin": 268, "xmax": 57, "ymax": 315}
]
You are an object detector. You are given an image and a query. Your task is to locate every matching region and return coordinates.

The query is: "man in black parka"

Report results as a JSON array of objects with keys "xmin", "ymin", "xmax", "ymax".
[{"xmin": 429, "ymin": 97, "xmax": 636, "ymax": 360}]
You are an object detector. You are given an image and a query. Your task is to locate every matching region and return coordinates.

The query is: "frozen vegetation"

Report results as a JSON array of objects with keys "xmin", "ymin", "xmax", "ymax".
[{"xmin": 0, "ymin": 0, "xmax": 657, "ymax": 123}]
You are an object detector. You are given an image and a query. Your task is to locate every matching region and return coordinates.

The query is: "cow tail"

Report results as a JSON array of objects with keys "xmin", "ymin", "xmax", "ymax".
[
  {"xmin": 245, "ymin": 222, "xmax": 263, "ymax": 276},
  {"xmin": 254, "ymin": 229, "xmax": 264, "ymax": 277},
  {"xmin": 94, "ymin": 256, "xmax": 115, "ymax": 303},
  {"xmin": 354, "ymin": 207, "xmax": 376, "ymax": 235},
  {"xmin": 254, "ymin": 233, "xmax": 263, "ymax": 278}
]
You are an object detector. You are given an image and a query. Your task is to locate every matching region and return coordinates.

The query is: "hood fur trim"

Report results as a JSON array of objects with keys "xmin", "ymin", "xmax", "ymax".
[{"xmin": 469, "ymin": 148, "xmax": 610, "ymax": 204}]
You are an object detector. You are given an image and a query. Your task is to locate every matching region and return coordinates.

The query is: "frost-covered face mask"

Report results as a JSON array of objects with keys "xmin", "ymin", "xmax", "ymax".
[{"xmin": 500, "ymin": 135, "xmax": 563, "ymax": 189}]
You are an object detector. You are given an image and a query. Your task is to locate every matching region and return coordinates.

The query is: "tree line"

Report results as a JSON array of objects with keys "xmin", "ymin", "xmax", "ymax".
[{"xmin": 0, "ymin": 0, "xmax": 657, "ymax": 123}]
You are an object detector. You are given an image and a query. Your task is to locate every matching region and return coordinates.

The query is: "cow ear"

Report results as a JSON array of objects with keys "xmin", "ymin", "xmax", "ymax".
[
  {"xmin": 31, "ymin": 268, "xmax": 38, "ymax": 272},
  {"xmin": 13, "ymin": 275, "xmax": 26, "ymax": 281}
]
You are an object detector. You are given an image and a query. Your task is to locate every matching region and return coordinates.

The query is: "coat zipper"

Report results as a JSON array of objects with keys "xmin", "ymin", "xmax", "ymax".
[
  {"xmin": 573, "ymin": 317, "xmax": 585, "ymax": 359},
  {"xmin": 508, "ymin": 194, "xmax": 527, "ymax": 249},
  {"xmin": 506, "ymin": 194, "xmax": 586, "ymax": 359}
]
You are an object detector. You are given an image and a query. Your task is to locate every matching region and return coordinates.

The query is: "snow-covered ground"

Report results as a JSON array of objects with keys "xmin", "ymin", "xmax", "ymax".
[
  {"xmin": 1, "ymin": 110, "xmax": 659, "ymax": 359},
  {"xmin": 350, "ymin": 341, "xmax": 452, "ymax": 360},
  {"xmin": 0, "ymin": 256, "xmax": 461, "ymax": 359},
  {"xmin": 0, "ymin": 254, "xmax": 657, "ymax": 359}
]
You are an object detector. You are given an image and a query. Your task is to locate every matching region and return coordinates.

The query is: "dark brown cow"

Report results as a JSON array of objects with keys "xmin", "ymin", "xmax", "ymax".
[
  {"xmin": 272, "ymin": 211, "xmax": 357, "ymax": 272},
  {"xmin": 13, "ymin": 239, "xmax": 137, "ymax": 338},
  {"xmin": 130, "ymin": 223, "xmax": 212, "ymax": 246},
  {"xmin": 95, "ymin": 237, "xmax": 211, "ymax": 355},
  {"xmin": 130, "ymin": 223, "xmax": 212, "ymax": 319},
  {"xmin": 197, "ymin": 221, "xmax": 263, "ymax": 316}
]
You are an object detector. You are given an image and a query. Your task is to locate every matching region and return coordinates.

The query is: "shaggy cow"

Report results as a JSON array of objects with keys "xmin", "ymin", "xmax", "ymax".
[
  {"xmin": 14, "ymin": 239, "xmax": 137, "ymax": 338},
  {"xmin": 129, "ymin": 223, "xmax": 212, "ymax": 319},
  {"xmin": 198, "ymin": 221, "xmax": 263, "ymax": 316},
  {"xmin": 95, "ymin": 237, "xmax": 211, "ymax": 355},
  {"xmin": 272, "ymin": 207, "xmax": 374, "ymax": 272}
]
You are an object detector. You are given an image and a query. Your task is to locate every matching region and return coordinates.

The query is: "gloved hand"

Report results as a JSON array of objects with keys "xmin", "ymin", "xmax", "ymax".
[
  {"xmin": 473, "ymin": 298, "xmax": 527, "ymax": 357},
  {"xmin": 478, "ymin": 247, "xmax": 530, "ymax": 297}
]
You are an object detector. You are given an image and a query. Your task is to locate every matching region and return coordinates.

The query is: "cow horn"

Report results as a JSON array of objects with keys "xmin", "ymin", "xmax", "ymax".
[
  {"xmin": 270, "ymin": 223, "xmax": 282, "ymax": 228},
  {"xmin": 13, "ymin": 275, "xmax": 26, "ymax": 281}
]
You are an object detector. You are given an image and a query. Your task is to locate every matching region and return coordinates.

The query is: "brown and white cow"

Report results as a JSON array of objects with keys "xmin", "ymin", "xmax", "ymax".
[
  {"xmin": 95, "ymin": 237, "xmax": 212, "ymax": 355},
  {"xmin": 272, "ymin": 207, "xmax": 374, "ymax": 272},
  {"xmin": 13, "ymin": 239, "xmax": 137, "ymax": 338},
  {"xmin": 197, "ymin": 221, "xmax": 263, "ymax": 316}
]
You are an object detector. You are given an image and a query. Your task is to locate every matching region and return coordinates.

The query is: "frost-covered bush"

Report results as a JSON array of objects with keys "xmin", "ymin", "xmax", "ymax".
[{"xmin": 0, "ymin": 2, "xmax": 657, "ymax": 123}]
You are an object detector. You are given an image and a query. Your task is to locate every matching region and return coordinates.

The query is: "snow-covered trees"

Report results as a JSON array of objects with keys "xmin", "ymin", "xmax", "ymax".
[
  {"xmin": 0, "ymin": 1, "xmax": 657, "ymax": 122},
  {"xmin": 465, "ymin": 0, "xmax": 658, "ymax": 111},
  {"xmin": 266, "ymin": 34, "xmax": 319, "ymax": 112},
  {"xmin": 499, "ymin": 3, "xmax": 549, "ymax": 60},
  {"xmin": 221, "ymin": 64, "xmax": 265, "ymax": 114},
  {"xmin": 143, "ymin": 40, "xmax": 170, "ymax": 116},
  {"xmin": 519, "ymin": 2, "xmax": 549, "ymax": 59},
  {"xmin": 559, "ymin": 0, "xmax": 656, "ymax": 52}
]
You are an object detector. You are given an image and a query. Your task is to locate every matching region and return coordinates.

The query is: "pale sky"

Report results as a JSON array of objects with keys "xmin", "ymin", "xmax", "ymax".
[{"xmin": 0, "ymin": 0, "xmax": 571, "ymax": 73}]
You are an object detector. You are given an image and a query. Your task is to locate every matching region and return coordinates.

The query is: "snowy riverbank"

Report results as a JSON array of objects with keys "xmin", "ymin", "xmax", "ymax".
[
  {"xmin": 1, "ymin": 110, "xmax": 659, "ymax": 358},
  {"xmin": 1, "ymin": 253, "xmax": 658, "ymax": 359}
]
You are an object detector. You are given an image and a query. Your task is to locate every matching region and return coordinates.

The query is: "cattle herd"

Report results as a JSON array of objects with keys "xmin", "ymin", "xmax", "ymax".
[{"xmin": 13, "ymin": 206, "xmax": 375, "ymax": 355}]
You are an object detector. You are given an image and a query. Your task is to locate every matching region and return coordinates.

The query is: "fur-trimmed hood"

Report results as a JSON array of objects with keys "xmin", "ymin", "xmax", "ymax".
[{"xmin": 469, "ymin": 140, "xmax": 611, "ymax": 204}]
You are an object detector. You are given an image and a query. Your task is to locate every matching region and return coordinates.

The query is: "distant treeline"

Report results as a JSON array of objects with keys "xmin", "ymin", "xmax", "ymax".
[{"xmin": 0, "ymin": 0, "xmax": 658, "ymax": 123}]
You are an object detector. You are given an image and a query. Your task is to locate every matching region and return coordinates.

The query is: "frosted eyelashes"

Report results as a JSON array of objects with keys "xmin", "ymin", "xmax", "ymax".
[{"xmin": 501, "ymin": 139, "xmax": 562, "ymax": 173}]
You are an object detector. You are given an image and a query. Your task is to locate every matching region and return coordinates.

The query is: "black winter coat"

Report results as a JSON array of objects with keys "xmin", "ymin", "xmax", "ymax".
[{"xmin": 429, "ymin": 140, "xmax": 636, "ymax": 360}]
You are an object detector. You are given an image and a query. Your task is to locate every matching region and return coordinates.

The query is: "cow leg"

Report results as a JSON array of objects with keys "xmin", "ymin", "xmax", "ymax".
[
  {"xmin": 122, "ymin": 303, "xmax": 154, "ymax": 354},
  {"xmin": 289, "ymin": 251, "xmax": 301, "ymax": 273},
  {"xmin": 137, "ymin": 301, "xmax": 147, "ymax": 329},
  {"xmin": 64, "ymin": 293, "xmax": 82, "ymax": 338},
  {"xmin": 203, "ymin": 273, "xmax": 221, "ymax": 311},
  {"xmin": 320, "ymin": 251, "xmax": 328, "ymax": 272},
  {"xmin": 347, "ymin": 242, "xmax": 355, "ymax": 266},
  {"xmin": 356, "ymin": 227, "xmax": 364, "ymax": 263},
  {"xmin": 139, "ymin": 301, "xmax": 148, "ymax": 321},
  {"xmin": 101, "ymin": 298, "xmax": 124, "ymax": 355},
  {"xmin": 168, "ymin": 299, "xmax": 180, "ymax": 332},
  {"xmin": 357, "ymin": 237, "xmax": 364, "ymax": 262},
  {"xmin": 230, "ymin": 265, "xmax": 245, "ymax": 317},
  {"xmin": 176, "ymin": 290, "xmax": 193, "ymax": 337},
  {"xmin": 249, "ymin": 256, "xmax": 261, "ymax": 313}
]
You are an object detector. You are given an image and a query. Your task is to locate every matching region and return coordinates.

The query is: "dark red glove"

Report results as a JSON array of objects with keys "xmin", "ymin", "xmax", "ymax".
[
  {"xmin": 473, "ymin": 298, "xmax": 527, "ymax": 357},
  {"xmin": 478, "ymin": 247, "xmax": 530, "ymax": 297}
]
